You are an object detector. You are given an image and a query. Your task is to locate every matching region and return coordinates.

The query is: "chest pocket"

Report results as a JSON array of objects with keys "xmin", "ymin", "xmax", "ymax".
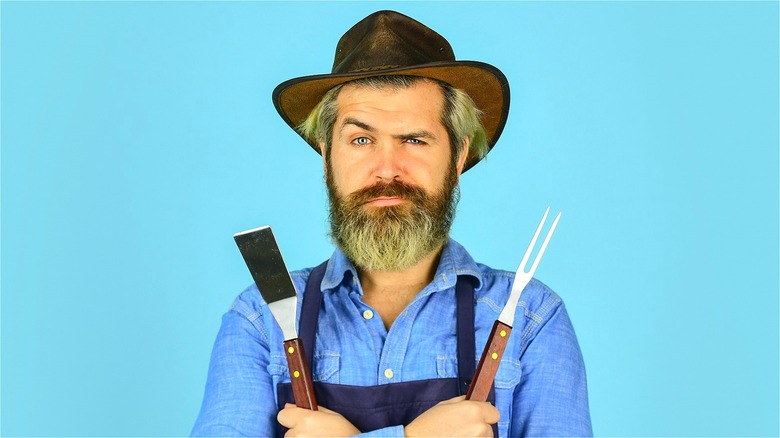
[
  {"xmin": 436, "ymin": 355, "xmax": 523, "ymax": 388},
  {"xmin": 269, "ymin": 352, "xmax": 340, "ymax": 384},
  {"xmin": 437, "ymin": 355, "xmax": 522, "ymax": 386},
  {"xmin": 311, "ymin": 353, "xmax": 340, "ymax": 383},
  {"xmin": 494, "ymin": 358, "xmax": 523, "ymax": 389},
  {"xmin": 436, "ymin": 356, "xmax": 458, "ymax": 378}
]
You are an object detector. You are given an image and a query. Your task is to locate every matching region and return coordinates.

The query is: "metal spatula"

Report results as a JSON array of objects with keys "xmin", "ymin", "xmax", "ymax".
[{"xmin": 234, "ymin": 226, "xmax": 318, "ymax": 410}]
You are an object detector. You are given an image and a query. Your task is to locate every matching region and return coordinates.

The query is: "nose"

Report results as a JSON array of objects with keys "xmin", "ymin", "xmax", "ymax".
[{"xmin": 374, "ymin": 145, "xmax": 403, "ymax": 182}]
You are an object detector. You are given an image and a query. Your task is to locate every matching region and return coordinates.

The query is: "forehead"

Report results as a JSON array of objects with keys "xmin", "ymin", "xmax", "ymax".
[{"xmin": 334, "ymin": 79, "xmax": 446, "ymax": 126}]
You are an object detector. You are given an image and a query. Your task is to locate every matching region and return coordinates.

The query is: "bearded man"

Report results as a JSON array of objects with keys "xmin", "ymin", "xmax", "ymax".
[{"xmin": 192, "ymin": 10, "xmax": 591, "ymax": 437}]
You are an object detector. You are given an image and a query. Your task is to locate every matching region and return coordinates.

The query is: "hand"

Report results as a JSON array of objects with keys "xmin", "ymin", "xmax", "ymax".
[
  {"xmin": 404, "ymin": 395, "xmax": 499, "ymax": 437},
  {"xmin": 277, "ymin": 403, "xmax": 360, "ymax": 437}
]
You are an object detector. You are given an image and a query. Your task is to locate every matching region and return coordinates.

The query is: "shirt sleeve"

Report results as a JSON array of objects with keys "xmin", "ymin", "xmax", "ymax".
[
  {"xmin": 511, "ymin": 301, "xmax": 593, "ymax": 437},
  {"xmin": 358, "ymin": 425, "xmax": 406, "ymax": 437},
  {"xmin": 191, "ymin": 300, "xmax": 279, "ymax": 437}
]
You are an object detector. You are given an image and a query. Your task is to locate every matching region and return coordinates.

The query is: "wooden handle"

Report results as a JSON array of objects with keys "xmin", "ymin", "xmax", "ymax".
[
  {"xmin": 466, "ymin": 320, "xmax": 512, "ymax": 401},
  {"xmin": 283, "ymin": 338, "xmax": 318, "ymax": 410}
]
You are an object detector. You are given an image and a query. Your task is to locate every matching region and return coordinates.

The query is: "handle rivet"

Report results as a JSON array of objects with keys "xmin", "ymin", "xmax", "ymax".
[
  {"xmin": 293, "ymin": 371, "xmax": 300, "ymax": 378},
  {"xmin": 500, "ymin": 330, "xmax": 507, "ymax": 337},
  {"xmin": 491, "ymin": 352, "xmax": 498, "ymax": 360},
  {"xmin": 288, "ymin": 347, "xmax": 295, "ymax": 354}
]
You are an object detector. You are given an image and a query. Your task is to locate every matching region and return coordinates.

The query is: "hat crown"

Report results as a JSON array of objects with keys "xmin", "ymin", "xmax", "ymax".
[
  {"xmin": 332, "ymin": 10, "xmax": 455, "ymax": 74},
  {"xmin": 272, "ymin": 10, "xmax": 510, "ymax": 173}
]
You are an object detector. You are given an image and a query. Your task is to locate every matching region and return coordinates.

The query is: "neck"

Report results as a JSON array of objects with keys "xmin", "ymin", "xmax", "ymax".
[{"xmin": 357, "ymin": 245, "xmax": 444, "ymax": 329}]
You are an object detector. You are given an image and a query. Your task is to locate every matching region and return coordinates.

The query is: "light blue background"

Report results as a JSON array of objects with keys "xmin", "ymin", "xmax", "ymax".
[{"xmin": 2, "ymin": 1, "xmax": 778, "ymax": 436}]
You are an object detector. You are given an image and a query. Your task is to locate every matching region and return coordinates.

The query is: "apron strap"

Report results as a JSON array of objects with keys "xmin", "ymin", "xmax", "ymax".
[
  {"xmin": 456, "ymin": 275, "xmax": 476, "ymax": 395},
  {"xmin": 300, "ymin": 261, "xmax": 328, "ymax": 370}
]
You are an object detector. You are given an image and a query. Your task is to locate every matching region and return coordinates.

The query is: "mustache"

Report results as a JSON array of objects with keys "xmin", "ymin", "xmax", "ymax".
[{"xmin": 347, "ymin": 180, "xmax": 428, "ymax": 205}]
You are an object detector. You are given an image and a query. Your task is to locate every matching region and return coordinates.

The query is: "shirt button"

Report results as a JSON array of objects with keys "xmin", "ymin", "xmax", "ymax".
[
  {"xmin": 384, "ymin": 368, "xmax": 394, "ymax": 379},
  {"xmin": 362, "ymin": 310, "xmax": 374, "ymax": 320}
]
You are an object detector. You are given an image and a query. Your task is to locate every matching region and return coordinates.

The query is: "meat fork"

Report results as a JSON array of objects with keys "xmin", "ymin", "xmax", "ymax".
[{"xmin": 466, "ymin": 207, "xmax": 562, "ymax": 401}]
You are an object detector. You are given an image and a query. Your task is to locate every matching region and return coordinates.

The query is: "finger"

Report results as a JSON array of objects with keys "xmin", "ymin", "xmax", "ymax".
[
  {"xmin": 277, "ymin": 406, "xmax": 299, "ymax": 427},
  {"xmin": 479, "ymin": 424, "xmax": 495, "ymax": 438},
  {"xmin": 440, "ymin": 395, "xmax": 466, "ymax": 405},
  {"xmin": 481, "ymin": 403, "xmax": 501, "ymax": 424},
  {"xmin": 317, "ymin": 405, "xmax": 335, "ymax": 414}
]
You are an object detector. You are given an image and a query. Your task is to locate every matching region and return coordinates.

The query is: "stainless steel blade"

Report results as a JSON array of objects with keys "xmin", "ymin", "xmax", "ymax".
[{"xmin": 234, "ymin": 226, "xmax": 298, "ymax": 340}]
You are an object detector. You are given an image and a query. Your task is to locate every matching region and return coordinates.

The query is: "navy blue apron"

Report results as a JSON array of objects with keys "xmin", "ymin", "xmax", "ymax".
[{"xmin": 277, "ymin": 261, "xmax": 496, "ymax": 435}]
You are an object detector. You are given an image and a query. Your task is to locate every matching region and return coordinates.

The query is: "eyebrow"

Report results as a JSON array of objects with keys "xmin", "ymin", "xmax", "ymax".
[
  {"xmin": 396, "ymin": 130, "xmax": 436, "ymax": 141},
  {"xmin": 340, "ymin": 117, "xmax": 374, "ymax": 133},
  {"xmin": 339, "ymin": 117, "xmax": 437, "ymax": 141}
]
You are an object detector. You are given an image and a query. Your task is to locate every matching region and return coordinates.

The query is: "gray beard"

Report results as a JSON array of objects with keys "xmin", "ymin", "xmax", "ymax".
[{"xmin": 326, "ymin": 167, "xmax": 460, "ymax": 272}]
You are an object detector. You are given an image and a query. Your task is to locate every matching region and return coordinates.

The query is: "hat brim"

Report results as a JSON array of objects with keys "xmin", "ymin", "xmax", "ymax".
[{"xmin": 272, "ymin": 60, "xmax": 510, "ymax": 172}]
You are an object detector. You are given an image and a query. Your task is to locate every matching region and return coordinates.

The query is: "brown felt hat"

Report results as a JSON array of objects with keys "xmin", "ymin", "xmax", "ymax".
[{"xmin": 272, "ymin": 10, "xmax": 510, "ymax": 172}]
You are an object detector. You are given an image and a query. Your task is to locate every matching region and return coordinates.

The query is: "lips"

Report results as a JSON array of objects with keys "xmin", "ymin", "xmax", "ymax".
[{"xmin": 366, "ymin": 196, "xmax": 406, "ymax": 207}]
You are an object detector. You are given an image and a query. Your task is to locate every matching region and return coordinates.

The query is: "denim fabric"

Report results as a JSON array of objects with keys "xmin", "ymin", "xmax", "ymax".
[{"xmin": 192, "ymin": 239, "xmax": 592, "ymax": 437}]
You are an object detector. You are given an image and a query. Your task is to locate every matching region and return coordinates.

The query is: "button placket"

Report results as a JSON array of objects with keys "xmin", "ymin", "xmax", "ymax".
[{"xmin": 376, "ymin": 295, "xmax": 430, "ymax": 383}]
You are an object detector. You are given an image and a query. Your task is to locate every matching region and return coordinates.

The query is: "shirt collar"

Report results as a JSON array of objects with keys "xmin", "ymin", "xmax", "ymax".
[{"xmin": 319, "ymin": 238, "xmax": 484, "ymax": 295}]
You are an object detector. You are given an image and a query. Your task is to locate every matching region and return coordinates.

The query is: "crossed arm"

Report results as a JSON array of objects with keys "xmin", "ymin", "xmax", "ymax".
[
  {"xmin": 278, "ymin": 396, "xmax": 499, "ymax": 437},
  {"xmin": 190, "ymin": 309, "xmax": 498, "ymax": 437},
  {"xmin": 191, "ymin": 295, "xmax": 591, "ymax": 437}
]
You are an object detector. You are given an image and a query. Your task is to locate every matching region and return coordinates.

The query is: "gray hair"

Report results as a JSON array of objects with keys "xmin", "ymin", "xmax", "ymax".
[{"xmin": 298, "ymin": 75, "xmax": 488, "ymax": 166}]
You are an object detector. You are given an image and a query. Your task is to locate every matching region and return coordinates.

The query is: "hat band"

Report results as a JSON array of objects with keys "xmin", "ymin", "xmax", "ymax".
[{"xmin": 346, "ymin": 64, "xmax": 402, "ymax": 73}]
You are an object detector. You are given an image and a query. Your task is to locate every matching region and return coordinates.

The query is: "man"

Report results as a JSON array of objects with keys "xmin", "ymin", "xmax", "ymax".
[{"xmin": 192, "ymin": 10, "xmax": 591, "ymax": 437}]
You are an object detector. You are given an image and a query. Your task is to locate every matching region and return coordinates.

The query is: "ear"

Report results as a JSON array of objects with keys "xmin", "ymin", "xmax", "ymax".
[
  {"xmin": 319, "ymin": 141, "xmax": 328, "ymax": 174},
  {"xmin": 455, "ymin": 137, "xmax": 470, "ymax": 177}
]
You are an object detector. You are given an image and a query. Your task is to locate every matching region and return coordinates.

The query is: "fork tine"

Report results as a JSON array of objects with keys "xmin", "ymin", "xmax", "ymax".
[
  {"xmin": 497, "ymin": 207, "xmax": 562, "ymax": 327},
  {"xmin": 519, "ymin": 206, "xmax": 550, "ymax": 269},
  {"xmin": 528, "ymin": 211, "xmax": 561, "ymax": 275}
]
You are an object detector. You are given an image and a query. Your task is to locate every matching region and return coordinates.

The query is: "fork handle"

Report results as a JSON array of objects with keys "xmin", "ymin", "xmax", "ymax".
[
  {"xmin": 466, "ymin": 320, "xmax": 512, "ymax": 401},
  {"xmin": 283, "ymin": 338, "xmax": 318, "ymax": 410}
]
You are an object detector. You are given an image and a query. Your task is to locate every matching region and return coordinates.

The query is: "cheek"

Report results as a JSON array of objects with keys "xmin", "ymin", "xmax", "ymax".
[
  {"xmin": 328, "ymin": 146, "xmax": 374, "ymax": 184},
  {"xmin": 325, "ymin": 157, "xmax": 355, "ymax": 194}
]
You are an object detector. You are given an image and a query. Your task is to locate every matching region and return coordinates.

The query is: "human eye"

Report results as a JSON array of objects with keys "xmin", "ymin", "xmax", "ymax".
[
  {"xmin": 351, "ymin": 136, "xmax": 372, "ymax": 146},
  {"xmin": 406, "ymin": 137, "xmax": 428, "ymax": 146}
]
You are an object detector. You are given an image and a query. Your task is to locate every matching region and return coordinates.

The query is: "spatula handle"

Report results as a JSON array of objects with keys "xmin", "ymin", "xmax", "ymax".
[
  {"xmin": 466, "ymin": 320, "xmax": 512, "ymax": 401},
  {"xmin": 283, "ymin": 338, "xmax": 318, "ymax": 410}
]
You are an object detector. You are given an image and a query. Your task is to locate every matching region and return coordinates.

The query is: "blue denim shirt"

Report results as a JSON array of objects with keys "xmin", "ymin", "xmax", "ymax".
[{"xmin": 192, "ymin": 239, "xmax": 592, "ymax": 437}]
